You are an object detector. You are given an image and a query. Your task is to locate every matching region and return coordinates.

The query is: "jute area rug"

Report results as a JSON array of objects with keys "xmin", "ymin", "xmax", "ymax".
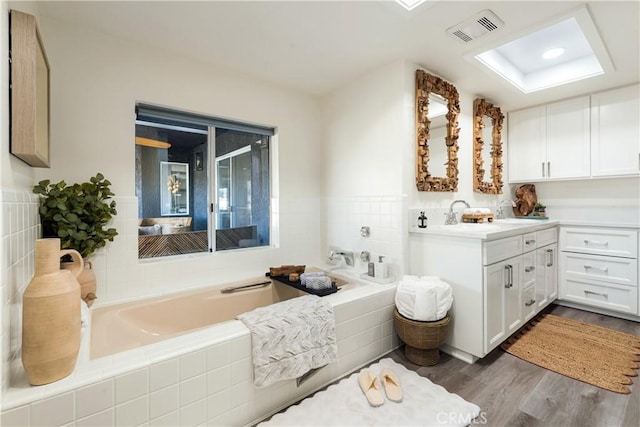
[
  {"xmin": 259, "ymin": 358, "xmax": 480, "ymax": 426},
  {"xmin": 501, "ymin": 314, "xmax": 640, "ymax": 394}
]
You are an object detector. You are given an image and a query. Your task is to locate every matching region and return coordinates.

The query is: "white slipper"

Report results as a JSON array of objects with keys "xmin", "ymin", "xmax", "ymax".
[
  {"xmin": 358, "ymin": 369, "xmax": 384, "ymax": 407},
  {"xmin": 381, "ymin": 368, "xmax": 403, "ymax": 403}
]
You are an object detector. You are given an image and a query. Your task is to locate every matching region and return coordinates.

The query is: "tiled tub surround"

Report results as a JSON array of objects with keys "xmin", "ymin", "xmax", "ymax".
[
  {"xmin": 1, "ymin": 277, "xmax": 399, "ymax": 427},
  {"xmin": 0, "ymin": 190, "xmax": 41, "ymax": 394},
  {"xmin": 324, "ymin": 196, "xmax": 407, "ymax": 277}
]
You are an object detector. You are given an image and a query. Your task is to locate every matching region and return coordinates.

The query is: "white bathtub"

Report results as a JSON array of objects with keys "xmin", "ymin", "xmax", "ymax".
[{"xmin": 2, "ymin": 271, "xmax": 398, "ymax": 427}]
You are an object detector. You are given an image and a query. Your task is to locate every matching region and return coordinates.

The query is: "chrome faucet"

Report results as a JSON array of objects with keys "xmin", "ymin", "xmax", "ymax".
[
  {"xmin": 328, "ymin": 249, "xmax": 354, "ymax": 266},
  {"xmin": 444, "ymin": 200, "xmax": 470, "ymax": 225},
  {"xmin": 496, "ymin": 200, "xmax": 516, "ymax": 220}
]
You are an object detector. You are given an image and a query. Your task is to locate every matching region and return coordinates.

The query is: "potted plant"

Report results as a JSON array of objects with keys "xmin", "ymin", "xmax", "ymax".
[
  {"xmin": 533, "ymin": 202, "xmax": 546, "ymax": 217},
  {"xmin": 33, "ymin": 173, "xmax": 118, "ymax": 306}
]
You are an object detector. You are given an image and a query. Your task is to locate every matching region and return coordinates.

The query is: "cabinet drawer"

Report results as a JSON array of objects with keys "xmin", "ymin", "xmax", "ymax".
[
  {"xmin": 522, "ymin": 252, "xmax": 536, "ymax": 287},
  {"xmin": 484, "ymin": 235, "xmax": 523, "ymax": 265},
  {"xmin": 562, "ymin": 253, "xmax": 638, "ymax": 287},
  {"xmin": 560, "ymin": 279, "xmax": 638, "ymax": 315},
  {"xmin": 522, "ymin": 285, "xmax": 537, "ymax": 322},
  {"xmin": 560, "ymin": 227, "xmax": 638, "ymax": 258},
  {"xmin": 536, "ymin": 227, "xmax": 558, "ymax": 247},
  {"xmin": 523, "ymin": 232, "xmax": 537, "ymax": 252}
]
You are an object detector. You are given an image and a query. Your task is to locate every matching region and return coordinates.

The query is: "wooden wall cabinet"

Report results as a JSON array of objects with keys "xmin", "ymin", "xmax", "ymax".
[{"xmin": 10, "ymin": 10, "xmax": 50, "ymax": 168}]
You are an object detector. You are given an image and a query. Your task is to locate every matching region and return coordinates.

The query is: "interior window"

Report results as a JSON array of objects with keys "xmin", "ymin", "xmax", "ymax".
[{"xmin": 135, "ymin": 104, "xmax": 272, "ymax": 258}]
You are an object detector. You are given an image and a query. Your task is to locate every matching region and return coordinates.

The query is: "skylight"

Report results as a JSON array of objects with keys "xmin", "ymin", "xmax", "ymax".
[
  {"xmin": 395, "ymin": 0, "xmax": 426, "ymax": 11},
  {"xmin": 472, "ymin": 7, "xmax": 613, "ymax": 93}
]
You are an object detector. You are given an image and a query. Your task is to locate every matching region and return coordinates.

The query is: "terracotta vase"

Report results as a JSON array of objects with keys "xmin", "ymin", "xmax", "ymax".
[
  {"xmin": 22, "ymin": 238, "xmax": 83, "ymax": 385},
  {"xmin": 63, "ymin": 259, "xmax": 97, "ymax": 307}
]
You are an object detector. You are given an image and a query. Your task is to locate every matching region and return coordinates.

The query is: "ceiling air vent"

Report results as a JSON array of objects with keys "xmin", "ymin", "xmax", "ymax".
[{"xmin": 446, "ymin": 10, "xmax": 504, "ymax": 43}]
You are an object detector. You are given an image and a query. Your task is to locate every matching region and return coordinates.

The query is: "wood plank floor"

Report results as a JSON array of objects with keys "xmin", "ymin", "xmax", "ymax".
[
  {"xmin": 262, "ymin": 305, "xmax": 639, "ymax": 426},
  {"xmin": 385, "ymin": 304, "xmax": 640, "ymax": 427}
]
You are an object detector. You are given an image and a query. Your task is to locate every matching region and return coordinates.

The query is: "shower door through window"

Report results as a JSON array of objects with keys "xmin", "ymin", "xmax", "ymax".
[{"xmin": 216, "ymin": 145, "xmax": 252, "ymax": 230}]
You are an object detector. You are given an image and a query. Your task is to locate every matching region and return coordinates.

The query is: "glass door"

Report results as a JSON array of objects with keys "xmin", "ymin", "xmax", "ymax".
[{"xmin": 215, "ymin": 146, "xmax": 251, "ymax": 229}]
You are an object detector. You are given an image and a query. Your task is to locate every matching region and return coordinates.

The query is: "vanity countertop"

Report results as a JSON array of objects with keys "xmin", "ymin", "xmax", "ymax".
[
  {"xmin": 409, "ymin": 218, "xmax": 639, "ymax": 240},
  {"xmin": 409, "ymin": 219, "xmax": 561, "ymax": 240}
]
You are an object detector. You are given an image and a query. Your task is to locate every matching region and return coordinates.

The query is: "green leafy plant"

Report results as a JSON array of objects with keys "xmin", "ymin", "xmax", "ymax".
[
  {"xmin": 33, "ymin": 173, "xmax": 118, "ymax": 258},
  {"xmin": 534, "ymin": 202, "xmax": 546, "ymax": 212}
]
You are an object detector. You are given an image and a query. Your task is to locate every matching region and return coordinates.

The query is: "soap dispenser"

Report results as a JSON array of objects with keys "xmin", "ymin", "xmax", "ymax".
[
  {"xmin": 374, "ymin": 256, "xmax": 388, "ymax": 279},
  {"xmin": 418, "ymin": 211, "xmax": 428, "ymax": 228}
]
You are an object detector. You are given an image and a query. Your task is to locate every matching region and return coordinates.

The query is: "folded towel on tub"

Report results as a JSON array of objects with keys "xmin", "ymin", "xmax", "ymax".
[{"xmin": 237, "ymin": 295, "xmax": 338, "ymax": 388}]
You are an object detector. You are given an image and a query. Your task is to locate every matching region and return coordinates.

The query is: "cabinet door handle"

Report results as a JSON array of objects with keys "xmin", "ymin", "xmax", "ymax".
[
  {"xmin": 504, "ymin": 265, "xmax": 513, "ymax": 288},
  {"xmin": 525, "ymin": 299, "xmax": 536, "ymax": 307},
  {"xmin": 584, "ymin": 265, "xmax": 609, "ymax": 273},
  {"xmin": 525, "ymin": 266, "xmax": 535, "ymax": 272},
  {"xmin": 547, "ymin": 161, "xmax": 551, "ymax": 177},
  {"xmin": 584, "ymin": 290, "xmax": 608, "ymax": 298},
  {"xmin": 525, "ymin": 239, "xmax": 536, "ymax": 245},
  {"xmin": 583, "ymin": 239, "xmax": 608, "ymax": 247},
  {"xmin": 546, "ymin": 248, "xmax": 553, "ymax": 267},
  {"xmin": 542, "ymin": 162, "xmax": 545, "ymax": 178}
]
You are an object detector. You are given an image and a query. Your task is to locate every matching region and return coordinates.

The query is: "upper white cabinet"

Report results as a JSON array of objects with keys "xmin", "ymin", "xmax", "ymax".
[
  {"xmin": 509, "ymin": 85, "xmax": 640, "ymax": 182},
  {"xmin": 507, "ymin": 106, "xmax": 545, "ymax": 182},
  {"xmin": 590, "ymin": 84, "xmax": 640, "ymax": 177},
  {"xmin": 508, "ymin": 96, "xmax": 590, "ymax": 182}
]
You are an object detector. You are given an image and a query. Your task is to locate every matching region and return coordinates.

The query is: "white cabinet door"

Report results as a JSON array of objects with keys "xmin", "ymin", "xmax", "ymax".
[
  {"xmin": 536, "ymin": 243, "xmax": 558, "ymax": 309},
  {"xmin": 546, "ymin": 96, "xmax": 591, "ymax": 179},
  {"xmin": 508, "ymin": 106, "xmax": 546, "ymax": 182},
  {"xmin": 591, "ymin": 85, "xmax": 640, "ymax": 177},
  {"xmin": 485, "ymin": 261, "xmax": 507, "ymax": 352},
  {"xmin": 485, "ymin": 256, "xmax": 523, "ymax": 353},
  {"xmin": 505, "ymin": 256, "xmax": 523, "ymax": 334}
]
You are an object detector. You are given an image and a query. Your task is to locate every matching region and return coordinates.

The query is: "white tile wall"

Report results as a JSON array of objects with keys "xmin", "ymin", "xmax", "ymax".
[
  {"xmin": 1, "ymin": 286, "xmax": 399, "ymax": 427},
  {"xmin": 0, "ymin": 190, "xmax": 40, "ymax": 394},
  {"xmin": 325, "ymin": 195, "xmax": 407, "ymax": 278}
]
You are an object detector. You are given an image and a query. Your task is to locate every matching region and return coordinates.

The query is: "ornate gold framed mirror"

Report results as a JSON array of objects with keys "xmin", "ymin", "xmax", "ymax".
[
  {"xmin": 415, "ymin": 70, "xmax": 460, "ymax": 192},
  {"xmin": 473, "ymin": 98, "xmax": 504, "ymax": 194}
]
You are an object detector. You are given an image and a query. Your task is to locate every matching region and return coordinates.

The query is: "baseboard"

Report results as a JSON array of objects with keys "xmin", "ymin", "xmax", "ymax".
[{"xmin": 554, "ymin": 300, "xmax": 640, "ymax": 323}]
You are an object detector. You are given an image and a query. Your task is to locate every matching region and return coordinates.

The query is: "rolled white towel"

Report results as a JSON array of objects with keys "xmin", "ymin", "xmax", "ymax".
[
  {"xmin": 395, "ymin": 275, "xmax": 453, "ymax": 321},
  {"xmin": 305, "ymin": 275, "xmax": 332, "ymax": 290},
  {"xmin": 462, "ymin": 207, "xmax": 491, "ymax": 215},
  {"xmin": 300, "ymin": 272, "xmax": 326, "ymax": 286}
]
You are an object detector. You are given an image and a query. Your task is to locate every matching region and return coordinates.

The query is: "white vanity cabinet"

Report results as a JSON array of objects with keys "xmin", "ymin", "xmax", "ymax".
[
  {"xmin": 590, "ymin": 84, "xmax": 640, "ymax": 177},
  {"xmin": 485, "ymin": 237, "xmax": 524, "ymax": 351},
  {"xmin": 559, "ymin": 226, "xmax": 639, "ymax": 316},
  {"xmin": 409, "ymin": 223, "xmax": 558, "ymax": 363},
  {"xmin": 508, "ymin": 96, "xmax": 590, "ymax": 182}
]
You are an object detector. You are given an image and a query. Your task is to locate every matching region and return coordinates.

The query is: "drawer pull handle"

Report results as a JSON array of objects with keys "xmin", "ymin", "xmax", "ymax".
[
  {"xmin": 546, "ymin": 248, "xmax": 553, "ymax": 267},
  {"xmin": 583, "ymin": 239, "xmax": 608, "ymax": 247},
  {"xmin": 525, "ymin": 239, "xmax": 536, "ymax": 245},
  {"xmin": 525, "ymin": 299, "xmax": 536, "ymax": 307},
  {"xmin": 584, "ymin": 265, "xmax": 609, "ymax": 273},
  {"xmin": 525, "ymin": 266, "xmax": 535, "ymax": 272},
  {"xmin": 584, "ymin": 290, "xmax": 608, "ymax": 298}
]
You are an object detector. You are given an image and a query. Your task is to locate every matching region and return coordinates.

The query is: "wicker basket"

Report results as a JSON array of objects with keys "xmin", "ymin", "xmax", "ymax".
[{"xmin": 393, "ymin": 308, "xmax": 450, "ymax": 366}]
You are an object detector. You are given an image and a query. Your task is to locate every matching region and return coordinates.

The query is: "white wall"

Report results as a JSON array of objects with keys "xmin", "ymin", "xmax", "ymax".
[
  {"xmin": 1, "ymin": 9, "xmax": 326, "ymax": 394},
  {"xmin": 1, "ymin": 2, "xmax": 39, "ymax": 191},
  {"xmin": 34, "ymin": 15, "xmax": 324, "ymax": 299},
  {"xmin": 321, "ymin": 60, "xmax": 408, "ymax": 277}
]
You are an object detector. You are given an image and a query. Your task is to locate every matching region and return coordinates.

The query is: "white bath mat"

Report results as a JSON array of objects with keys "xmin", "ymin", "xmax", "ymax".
[{"xmin": 259, "ymin": 358, "xmax": 481, "ymax": 426}]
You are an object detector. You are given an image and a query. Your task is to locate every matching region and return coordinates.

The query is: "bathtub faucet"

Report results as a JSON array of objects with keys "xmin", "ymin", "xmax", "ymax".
[{"xmin": 328, "ymin": 249, "xmax": 354, "ymax": 267}]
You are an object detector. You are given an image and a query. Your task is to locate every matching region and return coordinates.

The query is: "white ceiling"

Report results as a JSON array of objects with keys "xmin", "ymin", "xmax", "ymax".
[{"xmin": 35, "ymin": 0, "xmax": 639, "ymax": 111}]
